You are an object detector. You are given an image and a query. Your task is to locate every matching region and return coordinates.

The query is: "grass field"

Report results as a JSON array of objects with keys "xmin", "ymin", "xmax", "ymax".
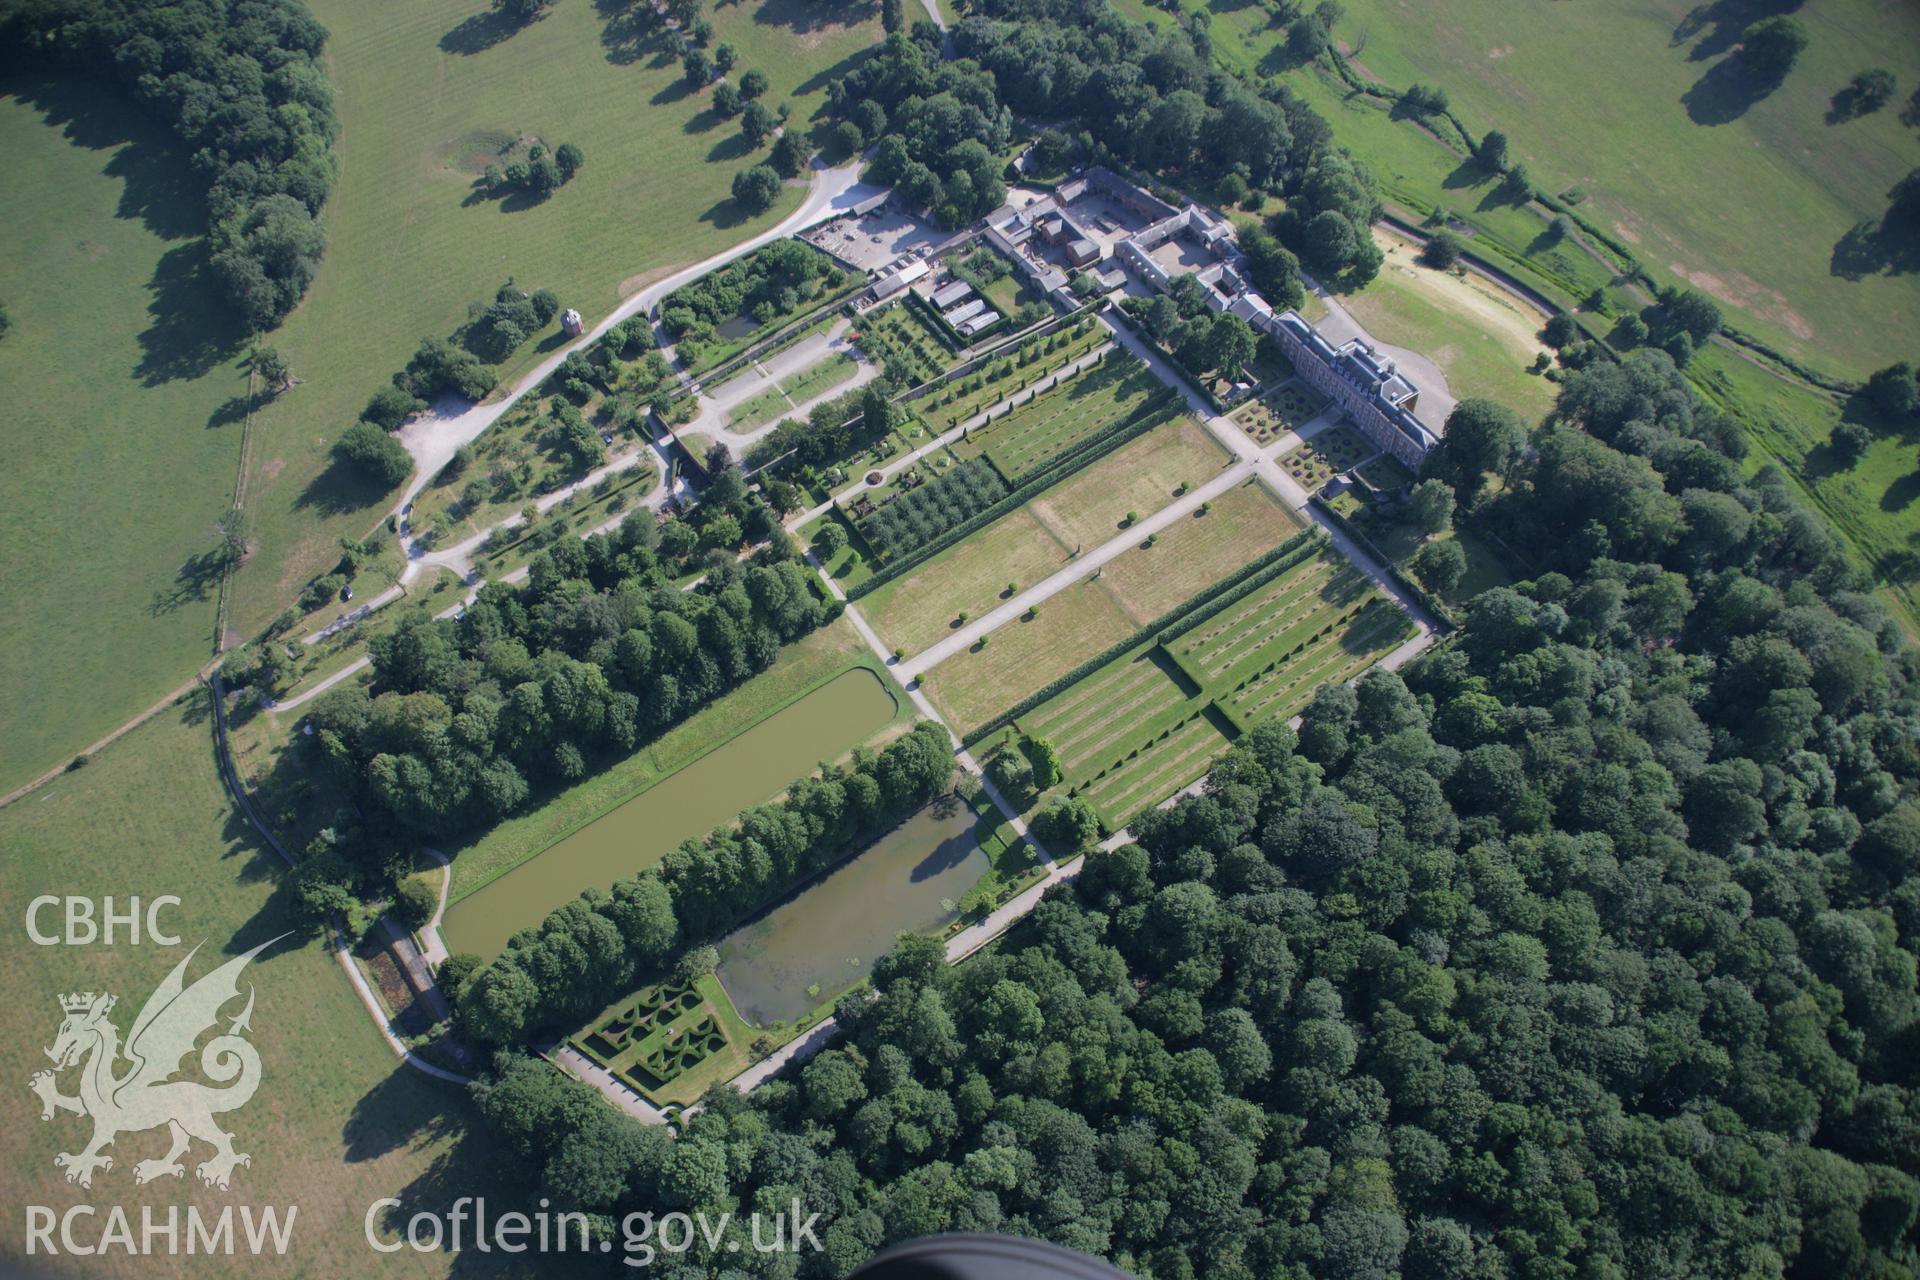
[
  {"xmin": 1322, "ymin": 0, "xmax": 1920, "ymax": 378},
  {"xmin": 0, "ymin": 85, "xmax": 248, "ymax": 792},
  {"xmin": 1686, "ymin": 342, "xmax": 1920, "ymax": 633},
  {"xmin": 224, "ymin": 0, "xmax": 884, "ymax": 643},
  {"xmin": 918, "ymin": 479, "xmax": 1303, "ymax": 733},
  {"xmin": 1024, "ymin": 413, "xmax": 1229, "ymax": 548},
  {"xmin": 1118, "ymin": 0, "xmax": 1920, "ymax": 379},
  {"xmin": 919, "ymin": 577, "xmax": 1140, "ymax": 733},
  {"xmin": 1095, "ymin": 479, "xmax": 1303, "ymax": 623},
  {"xmin": 982, "ymin": 537, "xmax": 1417, "ymax": 828},
  {"xmin": 1345, "ymin": 231, "xmax": 1558, "ymax": 423},
  {"xmin": 860, "ymin": 507, "xmax": 1078, "ymax": 655},
  {"xmin": 0, "ymin": 704, "xmax": 512, "ymax": 1277},
  {"xmin": 863, "ymin": 404, "xmax": 1210, "ymax": 655}
]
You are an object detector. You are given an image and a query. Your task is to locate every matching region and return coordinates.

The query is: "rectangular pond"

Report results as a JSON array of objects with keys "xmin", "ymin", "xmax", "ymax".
[
  {"xmin": 442, "ymin": 668, "xmax": 898, "ymax": 958},
  {"xmin": 714, "ymin": 797, "xmax": 991, "ymax": 1027}
]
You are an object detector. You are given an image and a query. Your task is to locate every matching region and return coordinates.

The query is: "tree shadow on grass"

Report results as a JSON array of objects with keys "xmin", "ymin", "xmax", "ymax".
[
  {"xmin": 439, "ymin": 7, "xmax": 530, "ymax": 55},
  {"xmin": 752, "ymin": 0, "xmax": 879, "ymax": 37},
  {"xmin": 135, "ymin": 241, "xmax": 247, "ymax": 385},
  {"xmin": 206, "ymin": 392, "xmax": 255, "ymax": 430},
  {"xmin": 793, "ymin": 45, "xmax": 882, "ymax": 99},
  {"xmin": 296, "ymin": 456, "xmax": 402, "ymax": 519},
  {"xmin": 1829, "ymin": 178, "xmax": 1920, "ymax": 279},
  {"xmin": 652, "ymin": 78, "xmax": 697, "ymax": 107},
  {"xmin": 707, "ymin": 131, "xmax": 757, "ymax": 164},
  {"xmin": 1681, "ymin": 56, "xmax": 1785, "ymax": 126},
  {"xmin": 684, "ymin": 106, "xmax": 727, "ymax": 135},
  {"xmin": 13, "ymin": 79, "xmax": 247, "ymax": 384},
  {"xmin": 1883, "ymin": 472, "xmax": 1920, "ymax": 515},
  {"xmin": 147, "ymin": 546, "xmax": 227, "ymax": 618},
  {"xmin": 1670, "ymin": 0, "xmax": 1802, "ymax": 61},
  {"xmin": 599, "ymin": 5, "xmax": 667, "ymax": 65}
]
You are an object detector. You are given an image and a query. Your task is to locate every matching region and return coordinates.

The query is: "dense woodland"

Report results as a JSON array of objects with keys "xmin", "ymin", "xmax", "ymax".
[
  {"xmin": 1, "ymin": 0, "xmax": 339, "ymax": 329},
  {"xmin": 463, "ymin": 343, "xmax": 1920, "ymax": 1278},
  {"xmin": 285, "ymin": 457, "xmax": 830, "ymax": 915}
]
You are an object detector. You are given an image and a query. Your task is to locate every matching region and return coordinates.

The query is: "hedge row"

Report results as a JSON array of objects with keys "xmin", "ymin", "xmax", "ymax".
[
  {"xmin": 959, "ymin": 527, "xmax": 1329, "ymax": 748},
  {"xmin": 846, "ymin": 381, "xmax": 1181, "ymax": 600}
]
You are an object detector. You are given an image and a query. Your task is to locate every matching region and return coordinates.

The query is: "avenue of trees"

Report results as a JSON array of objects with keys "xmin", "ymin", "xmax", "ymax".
[
  {"xmin": 461, "ymin": 339, "xmax": 1920, "ymax": 1279},
  {"xmin": 2, "ymin": 0, "xmax": 340, "ymax": 330},
  {"xmin": 455, "ymin": 720, "xmax": 956, "ymax": 1046}
]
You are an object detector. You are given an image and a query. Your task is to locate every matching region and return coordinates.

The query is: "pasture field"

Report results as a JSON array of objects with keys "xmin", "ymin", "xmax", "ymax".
[
  {"xmin": 956, "ymin": 356, "xmax": 1168, "ymax": 480},
  {"xmin": 226, "ymin": 0, "xmax": 884, "ymax": 643},
  {"xmin": 0, "ymin": 704, "xmax": 514, "ymax": 1278},
  {"xmin": 1344, "ymin": 232, "xmax": 1558, "ymax": 423},
  {"xmin": 1685, "ymin": 342, "xmax": 1920, "ymax": 634},
  {"xmin": 1095, "ymin": 480, "xmax": 1304, "ymax": 624},
  {"xmin": 1118, "ymin": 0, "xmax": 1920, "ymax": 379},
  {"xmin": 0, "ymin": 85, "xmax": 247, "ymax": 792},
  {"xmin": 919, "ymin": 577, "xmax": 1140, "ymax": 734}
]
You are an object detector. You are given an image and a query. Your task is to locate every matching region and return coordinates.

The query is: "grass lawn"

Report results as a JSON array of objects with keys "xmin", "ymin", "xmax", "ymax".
[
  {"xmin": 1346, "ymin": 231, "xmax": 1558, "ymax": 423},
  {"xmin": 918, "ymin": 577, "xmax": 1139, "ymax": 734},
  {"xmin": 1319, "ymin": 0, "xmax": 1920, "ymax": 379},
  {"xmin": 729, "ymin": 351, "xmax": 859, "ymax": 430},
  {"xmin": 1024, "ymin": 412, "xmax": 1230, "ymax": 549},
  {"xmin": 860, "ymin": 507, "xmax": 1079, "ymax": 655},
  {"xmin": 225, "ymin": 0, "xmax": 884, "ymax": 644},
  {"xmin": 1018, "ymin": 647, "xmax": 1200, "ymax": 781},
  {"xmin": 1096, "ymin": 479, "xmax": 1304, "ymax": 624},
  {"xmin": 955, "ymin": 358, "xmax": 1168, "ymax": 481},
  {"xmin": 440, "ymin": 615, "xmax": 905, "ymax": 898},
  {"xmin": 0, "ymin": 703, "xmax": 511, "ymax": 1277},
  {"xmin": 0, "ymin": 84, "xmax": 249, "ymax": 792}
]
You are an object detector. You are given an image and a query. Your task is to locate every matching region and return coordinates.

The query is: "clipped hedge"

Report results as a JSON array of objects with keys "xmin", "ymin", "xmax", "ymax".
[
  {"xmin": 960, "ymin": 527, "xmax": 1329, "ymax": 748},
  {"xmin": 846, "ymin": 380, "xmax": 1180, "ymax": 600}
]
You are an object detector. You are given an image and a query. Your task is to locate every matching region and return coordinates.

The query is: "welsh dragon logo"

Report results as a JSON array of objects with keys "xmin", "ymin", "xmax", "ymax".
[{"xmin": 29, "ymin": 938, "xmax": 281, "ymax": 1191}]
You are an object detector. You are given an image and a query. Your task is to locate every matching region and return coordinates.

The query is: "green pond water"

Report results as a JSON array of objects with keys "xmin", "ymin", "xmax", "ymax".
[
  {"xmin": 443, "ymin": 668, "xmax": 898, "ymax": 958},
  {"xmin": 714, "ymin": 799, "xmax": 990, "ymax": 1027}
]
